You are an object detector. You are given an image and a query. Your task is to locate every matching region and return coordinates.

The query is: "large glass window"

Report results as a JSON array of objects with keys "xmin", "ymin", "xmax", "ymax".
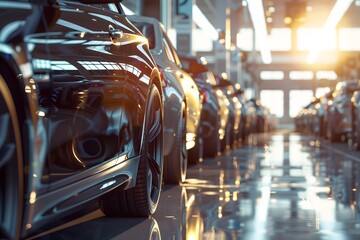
[
  {"xmin": 260, "ymin": 90, "xmax": 284, "ymax": 117},
  {"xmin": 193, "ymin": 29, "xmax": 214, "ymax": 52},
  {"xmin": 289, "ymin": 90, "xmax": 314, "ymax": 118},
  {"xmin": 297, "ymin": 28, "xmax": 336, "ymax": 51},
  {"xmin": 315, "ymin": 87, "xmax": 331, "ymax": 98},
  {"xmin": 260, "ymin": 71, "xmax": 284, "ymax": 80},
  {"xmin": 289, "ymin": 71, "xmax": 313, "ymax": 80},
  {"xmin": 339, "ymin": 28, "xmax": 360, "ymax": 51},
  {"xmin": 316, "ymin": 71, "xmax": 337, "ymax": 80},
  {"xmin": 236, "ymin": 28, "xmax": 253, "ymax": 51},
  {"xmin": 267, "ymin": 28, "xmax": 291, "ymax": 51}
]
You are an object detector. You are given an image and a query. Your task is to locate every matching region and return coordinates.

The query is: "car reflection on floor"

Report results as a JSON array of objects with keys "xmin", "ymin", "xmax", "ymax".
[{"xmin": 31, "ymin": 130, "xmax": 360, "ymax": 240}]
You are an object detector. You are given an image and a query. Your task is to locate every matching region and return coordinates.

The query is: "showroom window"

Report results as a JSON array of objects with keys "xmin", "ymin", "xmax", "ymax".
[
  {"xmin": 236, "ymin": 28, "xmax": 253, "ymax": 51},
  {"xmin": 315, "ymin": 87, "xmax": 331, "ymax": 98},
  {"xmin": 260, "ymin": 71, "xmax": 284, "ymax": 80},
  {"xmin": 260, "ymin": 90, "xmax": 284, "ymax": 117},
  {"xmin": 339, "ymin": 28, "xmax": 360, "ymax": 50},
  {"xmin": 289, "ymin": 71, "xmax": 313, "ymax": 80},
  {"xmin": 267, "ymin": 28, "xmax": 292, "ymax": 51},
  {"xmin": 316, "ymin": 71, "xmax": 337, "ymax": 80},
  {"xmin": 289, "ymin": 90, "xmax": 314, "ymax": 118},
  {"xmin": 193, "ymin": 29, "xmax": 214, "ymax": 52},
  {"xmin": 297, "ymin": 28, "xmax": 336, "ymax": 51},
  {"xmin": 237, "ymin": 28, "xmax": 291, "ymax": 51}
]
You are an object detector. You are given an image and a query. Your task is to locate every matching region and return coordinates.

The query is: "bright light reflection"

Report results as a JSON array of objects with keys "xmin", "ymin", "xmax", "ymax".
[
  {"xmin": 29, "ymin": 191, "xmax": 36, "ymax": 204},
  {"xmin": 247, "ymin": 0, "xmax": 272, "ymax": 64},
  {"xmin": 307, "ymin": 0, "xmax": 354, "ymax": 63},
  {"xmin": 186, "ymin": 194, "xmax": 195, "ymax": 208}
]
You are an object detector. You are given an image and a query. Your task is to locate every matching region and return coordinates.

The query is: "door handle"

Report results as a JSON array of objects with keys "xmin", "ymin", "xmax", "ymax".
[{"xmin": 109, "ymin": 25, "xmax": 123, "ymax": 43}]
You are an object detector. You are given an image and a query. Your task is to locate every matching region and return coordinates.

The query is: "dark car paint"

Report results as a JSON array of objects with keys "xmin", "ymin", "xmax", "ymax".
[
  {"xmin": 327, "ymin": 80, "xmax": 357, "ymax": 141},
  {"xmin": 0, "ymin": 1, "xmax": 162, "ymax": 238},
  {"xmin": 179, "ymin": 55, "xmax": 224, "ymax": 153},
  {"xmin": 128, "ymin": 16, "xmax": 202, "ymax": 154},
  {"xmin": 128, "ymin": 17, "xmax": 184, "ymax": 156}
]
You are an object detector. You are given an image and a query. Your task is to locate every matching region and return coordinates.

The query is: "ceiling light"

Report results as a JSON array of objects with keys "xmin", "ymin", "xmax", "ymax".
[
  {"xmin": 247, "ymin": 0, "xmax": 272, "ymax": 64},
  {"xmin": 307, "ymin": 0, "xmax": 353, "ymax": 64},
  {"xmin": 192, "ymin": 5, "xmax": 218, "ymax": 40},
  {"xmin": 284, "ymin": 17, "xmax": 292, "ymax": 25}
]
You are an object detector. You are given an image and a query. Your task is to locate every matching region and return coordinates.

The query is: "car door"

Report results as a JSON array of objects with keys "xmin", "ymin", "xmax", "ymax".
[
  {"xmin": 161, "ymin": 28, "xmax": 201, "ymax": 146},
  {"xmin": 31, "ymin": 1, "xmax": 126, "ymax": 183}
]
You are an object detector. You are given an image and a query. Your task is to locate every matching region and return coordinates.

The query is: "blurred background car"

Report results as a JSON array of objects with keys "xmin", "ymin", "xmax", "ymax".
[
  {"xmin": 248, "ymin": 98, "xmax": 269, "ymax": 133},
  {"xmin": 314, "ymin": 90, "xmax": 334, "ymax": 138},
  {"xmin": 233, "ymin": 85, "xmax": 249, "ymax": 143},
  {"xmin": 180, "ymin": 55, "xmax": 229, "ymax": 157},
  {"xmin": 351, "ymin": 87, "xmax": 360, "ymax": 149},
  {"xmin": 0, "ymin": 1, "xmax": 164, "ymax": 238},
  {"xmin": 214, "ymin": 74, "xmax": 242, "ymax": 149},
  {"xmin": 327, "ymin": 80, "xmax": 357, "ymax": 142},
  {"xmin": 129, "ymin": 16, "xmax": 202, "ymax": 169}
]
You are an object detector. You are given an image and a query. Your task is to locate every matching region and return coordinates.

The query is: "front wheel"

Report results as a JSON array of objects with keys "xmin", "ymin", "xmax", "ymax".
[
  {"xmin": 100, "ymin": 84, "xmax": 163, "ymax": 217},
  {"xmin": 0, "ymin": 73, "xmax": 23, "ymax": 240},
  {"xmin": 204, "ymin": 116, "xmax": 220, "ymax": 157}
]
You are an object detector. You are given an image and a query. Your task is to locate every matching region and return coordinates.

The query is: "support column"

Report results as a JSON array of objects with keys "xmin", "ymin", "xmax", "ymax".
[
  {"xmin": 214, "ymin": 0, "xmax": 227, "ymax": 74},
  {"xmin": 142, "ymin": 0, "xmax": 160, "ymax": 20},
  {"xmin": 173, "ymin": 0, "xmax": 194, "ymax": 55},
  {"xmin": 283, "ymin": 71, "xmax": 290, "ymax": 125}
]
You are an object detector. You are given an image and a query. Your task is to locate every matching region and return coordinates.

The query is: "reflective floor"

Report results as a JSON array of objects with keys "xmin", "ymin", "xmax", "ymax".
[{"xmin": 33, "ymin": 130, "xmax": 360, "ymax": 240}]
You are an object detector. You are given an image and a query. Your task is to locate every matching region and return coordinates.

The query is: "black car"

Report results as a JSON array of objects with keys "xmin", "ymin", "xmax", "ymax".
[
  {"xmin": 351, "ymin": 85, "xmax": 360, "ymax": 149},
  {"xmin": 327, "ymin": 80, "xmax": 357, "ymax": 142},
  {"xmin": 0, "ymin": 1, "xmax": 163, "ymax": 238},
  {"xmin": 128, "ymin": 15, "xmax": 202, "ymax": 181},
  {"xmin": 180, "ymin": 55, "xmax": 226, "ymax": 157}
]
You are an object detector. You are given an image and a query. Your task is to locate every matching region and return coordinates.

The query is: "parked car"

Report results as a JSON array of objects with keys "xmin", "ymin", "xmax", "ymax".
[
  {"xmin": 312, "ymin": 91, "xmax": 334, "ymax": 137},
  {"xmin": 327, "ymin": 80, "xmax": 358, "ymax": 142},
  {"xmin": 179, "ymin": 55, "xmax": 229, "ymax": 157},
  {"xmin": 0, "ymin": 1, "xmax": 164, "ymax": 238},
  {"xmin": 351, "ymin": 85, "xmax": 360, "ymax": 149},
  {"xmin": 128, "ymin": 15, "xmax": 202, "ymax": 181},
  {"xmin": 214, "ymin": 74, "xmax": 242, "ymax": 149},
  {"xmin": 233, "ymin": 86, "xmax": 249, "ymax": 143},
  {"xmin": 248, "ymin": 98, "xmax": 269, "ymax": 133}
]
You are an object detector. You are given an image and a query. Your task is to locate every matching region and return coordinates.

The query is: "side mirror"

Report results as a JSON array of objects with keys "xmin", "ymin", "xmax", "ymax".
[{"xmin": 140, "ymin": 25, "xmax": 155, "ymax": 49}]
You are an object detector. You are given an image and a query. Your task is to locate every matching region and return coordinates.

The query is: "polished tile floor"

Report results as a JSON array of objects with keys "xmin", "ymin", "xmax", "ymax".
[{"xmin": 34, "ymin": 130, "xmax": 360, "ymax": 240}]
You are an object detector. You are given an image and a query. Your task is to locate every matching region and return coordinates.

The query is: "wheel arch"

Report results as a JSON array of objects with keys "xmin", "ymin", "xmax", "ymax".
[{"xmin": 0, "ymin": 56, "xmax": 25, "ymax": 240}]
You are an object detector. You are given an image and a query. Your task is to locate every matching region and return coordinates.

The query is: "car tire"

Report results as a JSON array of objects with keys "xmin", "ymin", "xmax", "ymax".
[
  {"xmin": 163, "ymin": 102, "xmax": 187, "ymax": 184},
  {"xmin": 328, "ymin": 113, "xmax": 340, "ymax": 143},
  {"xmin": 204, "ymin": 116, "xmax": 220, "ymax": 157},
  {"xmin": 99, "ymin": 84, "xmax": 163, "ymax": 217},
  {"xmin": 188, "ymin": 134, "xmax": 201, "ymax": 165},
  {"xmin": 0, "ymin": 73, "xmax": 23, "ymax": 240},
  {"xmin": 221, "ymin": 122, "xmax": 232, "ymax": 151}
]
